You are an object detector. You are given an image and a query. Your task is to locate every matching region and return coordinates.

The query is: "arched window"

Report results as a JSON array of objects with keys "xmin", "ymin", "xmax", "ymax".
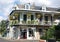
[{"xmin": 25, "ymin": 3, "xmax": 30, "ymax": 9}]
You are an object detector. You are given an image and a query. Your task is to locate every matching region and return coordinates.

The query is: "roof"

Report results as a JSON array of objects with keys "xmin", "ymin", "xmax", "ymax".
[
  {"xmin": 14, "ymin": 4, "xmax": 59, "ymax": 11},
  {"xmin": 46, "ymin": 7, "xmax": 58, "ymax": 11},
  {"xmin": 10, "ymin": 9, "xmax": 60, "ymax": 15},
  {"xmin": 34, "ymin": 6, "xmax": 59, "ymax": 11}
]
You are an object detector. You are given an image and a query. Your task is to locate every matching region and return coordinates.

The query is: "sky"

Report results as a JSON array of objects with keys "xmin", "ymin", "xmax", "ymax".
[{"xmin": 0, "ymin": 0, "xmax": 60, "ymax": 22}]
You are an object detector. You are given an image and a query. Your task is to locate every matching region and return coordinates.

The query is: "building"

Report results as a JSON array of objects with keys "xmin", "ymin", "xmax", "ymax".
[{"xmin": 8, "ymin": 3, "xmax": 60, "ymax": 40}]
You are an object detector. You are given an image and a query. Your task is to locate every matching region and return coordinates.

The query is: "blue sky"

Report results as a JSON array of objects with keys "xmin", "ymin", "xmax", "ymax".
[{"xmin": 0, "ymin": 0, "xmax": 60, "ymax": 21}]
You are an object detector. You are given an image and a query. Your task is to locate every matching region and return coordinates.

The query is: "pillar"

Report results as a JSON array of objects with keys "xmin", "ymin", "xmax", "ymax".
[
  {"xmin": 33, "ymin": 28, "xmax": 36, "ymax": 40},
  {"xmin": 7, "ymin": 26, "xmax": 10, "ymax": 38},
  {"xmin": 18, "ymin": 28, "xmax": 20, "ymax": 39},
  {"xmin": 27, "ymin": 28, "xmax": 29, "ymax": 39},
  {"xmin": 52, "ymin": 14, "xmax": 54, "ymax": 25},
  {"xmin": 9, "ymin": 26, "xmax": 14, "ymax": 39},
  {"xmin": 42, "ymin": 13, "xmax": 45, "ymax": 25},
  {"xmin": 35, "ymin": 29, "xmax": 40, "ymax": 40},
  {"xmin": 20, "ymin": 13, "xmax": 23, "ymax": 24}
]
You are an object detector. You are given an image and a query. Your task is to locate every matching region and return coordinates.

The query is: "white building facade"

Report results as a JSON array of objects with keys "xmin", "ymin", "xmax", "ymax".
[{"xmin": 8, "ymin": 3, "xmax": 60, "ymax": 40}]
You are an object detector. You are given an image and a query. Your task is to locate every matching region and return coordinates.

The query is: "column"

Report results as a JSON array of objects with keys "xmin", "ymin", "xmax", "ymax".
[
  {"xmin": 9, "ymin": 26, "xmax": 14, "ymax": 39},
  {"xmin": 33, "ymin": 28, "xmax": 36, "ymax": 40},
  {"xmin": 35, "ymin": 29, "xmax": 40, "ymax": 40},
  {"xmin": 20, "ymin": 13, "xmax": 23, "ymax": 24},
  {"xmin": 27, "ymin": 28, "xmax": 29, "ymax": 39},
  {"xmin": 48, "ymin": 15, "xmax": 51, "ymax": 25},
  {"xmin": 7, "ymin": 26, "xmax": 10, "ymax": 38},
  {"xmin": 42, "ymin": 13, "xmax": 45, "ymax": 25},
  {"xmin": 18, "ymin": 28, "xmax": 20, "ymax": 39},
  {"xmin": 52, "ymin": 14, "xmax": 54, "ymax": 25}
]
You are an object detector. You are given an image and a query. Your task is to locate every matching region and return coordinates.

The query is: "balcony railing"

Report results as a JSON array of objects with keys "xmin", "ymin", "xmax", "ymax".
[
  {"xmin": 9, "ymin": 20, "xmax": 53, "ymax": 25},
  {"xmin": 19, "ymin": 20, "xmax": 52, "ymax": 25},
  {"xmin": 44, "ymin": 21, "xmax": 52, "ymax": 25},
  {"xmin": 9, "ymin": 20, "xmax": 19, "ymax": 25},
  {"xmin": 53, "ymin": 21, "xmax": 60, "ymax": 25}
]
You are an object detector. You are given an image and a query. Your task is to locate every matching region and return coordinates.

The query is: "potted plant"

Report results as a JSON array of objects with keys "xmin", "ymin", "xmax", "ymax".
[
  {"xmin": 35, "ymin": 19, "xmax": 39, "ymax": 25},
  {"xmin": 22, "ymin": 21, "xmax": 25, "ymax": 24},
  {"xmin": 31, "ymin": 20, "xmax": 35, "ymax": 24},
  {"xmin": 26, "ymin": 20, "xmax": 31, "ymax": 24},
  {"xmin": 9, "ymin": 16, "xmax": 13, "ymax": 20}
]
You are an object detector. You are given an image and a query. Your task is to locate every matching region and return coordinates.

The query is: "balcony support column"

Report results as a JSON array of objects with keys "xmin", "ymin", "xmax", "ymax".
[
  {"xmin": 9, "ymin": 26, "xmax": 14, "ymax": 39},
  {"xmin": 51, "ymin": 14, "xmax": 54, "ymax": 25},
  {"xmin": 27, "ymin": 28, "xmax": 29, "ymax": 39},
  {"xmin": 17, "ymin": 27, "xmax": 20, "ymax": 39},
  {"xmin": 42, "ymin": 13, "xmax": 45, "ymax": 25}
]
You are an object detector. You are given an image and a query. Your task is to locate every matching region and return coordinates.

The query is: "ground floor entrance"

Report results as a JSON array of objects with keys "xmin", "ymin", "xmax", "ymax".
[
  {"xmin": 8, "ymin": 26, "xmax": 49, "ymax": 40},
  {"xmin": 20, "ymin": 29, "xmax": 27, "ymax": 39},
  {"xmin": 19, "ymin": 27, "xmax": 36, "ymax": 39},
  {"xmin": 9, "ymin": 27, "xmax": 37, "ymax": 40}
]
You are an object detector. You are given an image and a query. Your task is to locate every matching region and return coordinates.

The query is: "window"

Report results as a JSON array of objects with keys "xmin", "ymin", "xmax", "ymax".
[
  {"xmin": 39, "ymin": 29, "xmax": 43, "ymax": 34},
  {"xmin": 58, "ymin": 16, "xmax": 60, "ymax": 19},
  {"xmin": 42, "ymin": 5, "xmax": 46, "ymax": 11},
  {"xmin": 25, "ymin": 3, "xmax": 30, "ymax": 9},
  {"xmin": 51, "ymin": 16, "xmax": 52, "ymax": 21},
  {"xmin": 29, "ymin": 28, "xmax": 34, "ymax": 37},
  {"xmin": 26, "ymin": 5, "xmax": 29, "ymax": 9},
  {"xmin": 39, "ymin": 29, "xmax": 44, "ymax": 37},
  {"xmin": 18, "ymin": 14, "xmax": 20, "ymax": 21},
  {"xmin": 23, "ymin": 14, "xmax": 27, "ymax": 21},
  {"xmin": 45, "ymin": 16, "xmax": 48, "ymax": 21},
  {"xmin": 7, "ymin": 28, "xmax": 10, "ymax": 33},
  {"xmin": 39, "ymin": 16, "xmax": 42, "ymax": 21},
  {"xmin": 31, "ymin": 15, "xmax": 34, "ymax": 20}
]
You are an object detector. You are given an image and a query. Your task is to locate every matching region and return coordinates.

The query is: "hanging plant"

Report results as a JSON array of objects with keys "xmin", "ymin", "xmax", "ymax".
[
  {"xmin": 27, "ymin": 20, "xmax": 31, "ymax": 24},
  {"xmin": 22, "ymin": 21, "xmax": 25, "ymax": 24},
  {"xmin": 31, "ymin": 20, "xmax": 35, "ymax": 24},
  {"xmin": 9, "ymin": 16, "xmax": 13, "ymax": 20},
  {"xmin": 27, "ymin": 13, "xmax": 31, "ymax": 17},
  {"xmin": 37, "ymin": 14, "xmax": 41, "ymax": 18},
  {"xmin": 14, "ymin": 13, "xmax": 18, "ymax": 16}
]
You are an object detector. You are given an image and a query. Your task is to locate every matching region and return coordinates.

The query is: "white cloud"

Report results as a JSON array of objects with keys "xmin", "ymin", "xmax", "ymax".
[
  {"xmin": 19, "ymin": 0, "xmax": 60, "ymax": 8},
  {"xmin": 20, "ymin": 0, "xmax": 34, "ymax": 4},
  {"xmin": 0, "ymin": 0, "xmax": 16, "ymax": 21},
  {"xmin": 20, "ymin": 0, "xmax": 51, "ymax": 6},
  {"xmin": 0, "ymin": 0, "xmax": 15, "ymax": 4},
  {"xmin": 35, "ymin": 0, "xmax": 51, "ymax": 6},
  {"xmin": 0, "ymin": 16, "xmax": 6, "ymax": 22},
  {"xmin": 3, "ymin": 4, "xmax": 14, "ymax": 17}
]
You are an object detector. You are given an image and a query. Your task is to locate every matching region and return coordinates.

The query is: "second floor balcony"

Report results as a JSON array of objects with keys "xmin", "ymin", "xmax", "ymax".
[
  {"xmin": 9, "ymin": 19, "xmax": 53, "ymax": 26},
  {"xmin": 9, "ymin": 19, "xmax": 60, "ymax": 26}
]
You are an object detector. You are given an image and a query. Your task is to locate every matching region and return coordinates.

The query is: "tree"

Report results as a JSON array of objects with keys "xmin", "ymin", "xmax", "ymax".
[
  {"xmin": 54, "ymin": 23, "xmax": 60, "ymax": 40},
  {"xmin": 47, "ymin": 26, "xmax": 55, "ymax": 39},
  {"xmin": 40, "ymin": 23, "xmax": 60, "ymax": 40},
  {"xmin": 0, "ymin": 20, "xmax": 9, "ymax": 36},
  {"xmin": 40, "ymin": 26, "xmax": 55, "ymax": 40}
]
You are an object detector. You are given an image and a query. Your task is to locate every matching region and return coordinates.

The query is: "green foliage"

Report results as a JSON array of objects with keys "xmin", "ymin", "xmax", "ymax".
[
  {"xmin": 40, "ymin": 26, "xmax": 55, "ymax": 40},
  {"xmin": 47, "ymin": 26, "xmax": 55, "ymax": 39},
  {"xmin": 0, "ymin": 20, "xmax": 7, "ymax": 35},
  {"xmin": 54, "ymin": 23, "xmax": 60, "ymax": 40}
]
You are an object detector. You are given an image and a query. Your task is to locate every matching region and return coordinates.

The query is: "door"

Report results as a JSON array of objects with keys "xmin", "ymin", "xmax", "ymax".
[{"xmin": 20, "ymin": 29, "xmax": 27, "ymax": 39}]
